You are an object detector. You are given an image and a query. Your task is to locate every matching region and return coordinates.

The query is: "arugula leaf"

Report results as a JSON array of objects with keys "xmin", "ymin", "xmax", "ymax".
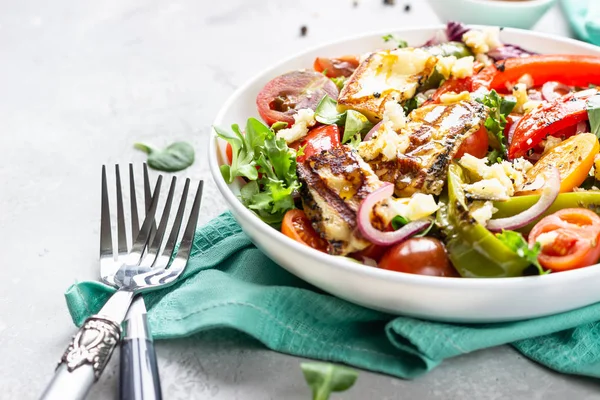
[
  {"xmin": 486, "ymin": 149, "xmax": 503, "ymax": 165},
  {"xmin": 301, "ymin": 362, "xmax": 358, "ymax": 400},
  {"xmin": 134, "ymin": 141, "xmax": 195, "ymax": 172},
  {"xmin": 382, "ymin": 33, "xmax": 408, "ymax": 49},
  {"xmin": 495, "ymin": 230, "xmax": 548, "ymax": 275},
  {"xmin": 403, "ymin": 97, "xmax": 419, "ymax": 114},
  {"xmin": 586, "ymin": 95, "xmax": 600, "ymax": 139},
  {"xmin": 215, "ymin": 118, "xmax": 300, "ymax": 224},
  {"xmin": 477, "ymin": 90, "xmax": 516, "ymax": 158},
  {"xmin": 314, "ymin": 95, "xmax": 373, "ymax": 144}
]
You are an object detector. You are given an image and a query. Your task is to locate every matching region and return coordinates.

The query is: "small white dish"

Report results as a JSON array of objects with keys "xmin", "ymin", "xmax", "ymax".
[
  {"xmin": 209, "ymin": 26, "xmax": 600, "ymax": 323},
  {"xmin": 426, "ymin": 0, "xmax": 557, "ymax": 29}
]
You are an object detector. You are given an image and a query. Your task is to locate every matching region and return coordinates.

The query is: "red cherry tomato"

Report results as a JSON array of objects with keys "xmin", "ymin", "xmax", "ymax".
[
  {"xmin": 313, "ymin": 55, "xmax": 360, "ymax": 78},
  {"xmin": 454, "ymin": 125, "xmax": 489, "ymax": 159},
  {"xmin": 292, "ymin": 125, "xmax": 341, "ymax": 163},
  {"xmin": 281, "ymin": 209, "xmax": 328, "ymax": 252},
  {"xmin": 378, "ymin": 237, "xmax": 458, "ymax": 277},
  {"xmin": 529, "ymin": 208, "xmax": 600, "ymax": 271},
  {"xmin": 427, "ymin": 77, "xmax": 473, "ymax": 105},
  {"xmin": 256, "ymin": 70, "xmax": 339, "ymax": 126}
]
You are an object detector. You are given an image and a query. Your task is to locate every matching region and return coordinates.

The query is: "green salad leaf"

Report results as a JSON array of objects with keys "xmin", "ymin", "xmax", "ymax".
[
  {"xmin": 586, "ymin": 95, "xmax": 600, "ymax": 139},
  {"xmin": 477, "ymin": 90, "xmax": 516, "ymax": 158},
  {"xmin": 331, "ymin": 76, "xmax": 346, "ymax": 91},
  {"xmin": 134, "ymin": 141, "xmax": 195, "ymax": 172},
  {"xmin": 214, "ymin": 118, "xmax": 300, "ymax": 224},
  {"xmin": 301, "ymin": 362, "xmax": 359, "ymax": 400},
  {"xmin": 382, "ymin": 33, "xmax": 408, "ymax": 49},
  {"xmin": 314, "ymin": 95, "xmax": 373, "ymax": 145},
  {"xmin": 495, "ymin": 230, "xmax": 548, "ymax": 275}
]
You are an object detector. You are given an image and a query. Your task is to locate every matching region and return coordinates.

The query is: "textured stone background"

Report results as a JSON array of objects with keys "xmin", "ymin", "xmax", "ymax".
[{"xmin": 2, "ymin": 0, "xmax": 600, "ymax": 398}]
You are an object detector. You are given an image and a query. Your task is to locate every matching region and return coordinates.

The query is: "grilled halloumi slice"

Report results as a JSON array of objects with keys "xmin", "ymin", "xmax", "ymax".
[
  {"xmin": 297, "ymin": 146, "xmax": 387, "ymax": 256},
  {"xmin": 337, "ymin": 48, "xmax": 437, "ymax": 123},
  {"xmin": 366, "ymin": 100, "xmax": 487, "ymax": 196}
]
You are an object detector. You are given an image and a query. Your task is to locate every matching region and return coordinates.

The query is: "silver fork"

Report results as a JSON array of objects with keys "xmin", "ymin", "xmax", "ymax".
[{"xmin": 40, "ymin": 164, "xmax": 204, "ymax": 400}]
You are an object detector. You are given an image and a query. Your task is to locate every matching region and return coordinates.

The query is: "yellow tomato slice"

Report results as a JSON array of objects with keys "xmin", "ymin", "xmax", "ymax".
[{"xmin": 520, "ymin": 133, "xmax": 599, "ymax": 195}]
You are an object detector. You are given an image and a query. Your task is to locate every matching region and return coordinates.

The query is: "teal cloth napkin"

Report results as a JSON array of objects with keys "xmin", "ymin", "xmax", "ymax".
[
  {"xmin": 561, "ymin": 0, "xmax": 600, "ymax": 45},
  {"xmin": 65, "ymin": 212, "xmax": 600, "ymax": 379}
]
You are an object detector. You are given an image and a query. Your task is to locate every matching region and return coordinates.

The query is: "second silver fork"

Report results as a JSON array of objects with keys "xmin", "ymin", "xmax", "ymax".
[{"xmin": 40, "ymin": 164, "xmax": 204, "ymax": 400}]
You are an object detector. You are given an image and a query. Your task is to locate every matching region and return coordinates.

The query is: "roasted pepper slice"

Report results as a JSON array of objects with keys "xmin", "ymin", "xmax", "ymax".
[
  {"xmin": 438, "ymin": 164, "xmax": 530, "ymax": 278},
  {"xmin": 493, "ymin": 192, "xmax": 600, "ymax": 233}
]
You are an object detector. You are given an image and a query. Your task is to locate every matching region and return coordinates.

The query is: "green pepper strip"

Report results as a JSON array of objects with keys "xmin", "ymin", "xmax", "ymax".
[
  {"xmin": 419, "ymin": 42, "xmax": 474, "ymax": 92},
  {"xmin": 493, "ymin": 192, "xmax": 600, "ymax": 233},
  {"xmin": 438, "ymin": 164, "xmax": 530, "ymax": 278}
]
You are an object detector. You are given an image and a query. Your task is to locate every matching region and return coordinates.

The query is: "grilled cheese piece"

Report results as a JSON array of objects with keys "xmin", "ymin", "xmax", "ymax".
[
  {"xmin": 297, "ymin": 146, "xmax": 386, "ymax": 255},
  {"xmin": 338, "ymin": 48, "xmax": 437, "ymax": 123},
  {"xmin": 367, "ymin": 100, "xmax": 487, "ymax": 196}
]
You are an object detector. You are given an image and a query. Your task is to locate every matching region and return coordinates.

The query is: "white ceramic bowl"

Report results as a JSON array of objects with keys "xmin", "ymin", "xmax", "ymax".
[
  {"xmin": 426, "ymin": 0, "xmax": 557, "ymax": 30},
  {"xmin": 209, "ymin": 26, "xmax": 600, "ymax": 323}
]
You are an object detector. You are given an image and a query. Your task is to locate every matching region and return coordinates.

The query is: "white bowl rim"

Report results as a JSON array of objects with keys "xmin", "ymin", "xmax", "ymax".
[
  {"xmin": 463, "ymin": 0, "xmax": 556, "ymax": 7},
  {"xmin": 209, "ymin": 24, "xmax": 600, "ymax": 290}
]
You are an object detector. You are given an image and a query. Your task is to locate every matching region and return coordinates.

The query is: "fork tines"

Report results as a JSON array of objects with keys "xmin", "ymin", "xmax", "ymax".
[{"xmin": 100, "ymin": 164, "xmax": 203, "ymax": 287}]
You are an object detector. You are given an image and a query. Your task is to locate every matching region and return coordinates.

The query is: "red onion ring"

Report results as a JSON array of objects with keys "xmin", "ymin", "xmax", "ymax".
[
  {"xmin": 574, "ymin": 88, "xmax": 598, "ymax": 99},
  {"xmin": 507, "ymin": 115, "xmax": 522, "ymax": 146},
  {"xmin": 541, "ymin": 81, "xmax": 571, "ymax": 102},
  {"xmin": 357, "ymin": 183, "xmax": 431, "ymax": 246},
  {"xmin": 486, "ymin": 167, "xmax": 560, "ymax": 232},
  {"xmin": 364, "ymin": 121, "xmax": 383, "ymax": 141},
  {"xmin": 576, "ymin": 121, "xmax": 588, "ymax": 134}
]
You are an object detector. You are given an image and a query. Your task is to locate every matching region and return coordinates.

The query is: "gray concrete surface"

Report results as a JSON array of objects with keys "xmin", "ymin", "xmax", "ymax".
[{"xmin": 1, "ymin": 0, "xmax": 600, "ymax": 398}]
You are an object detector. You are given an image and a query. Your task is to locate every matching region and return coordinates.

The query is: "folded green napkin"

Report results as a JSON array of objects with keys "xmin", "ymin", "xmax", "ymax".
[
  {"xmin": 65, "ymin": 212, "xmax": 600, "ymax": 379},
  {"xmin": 561, "ymin": 0, "xmax": 600, "ymax": 45}
]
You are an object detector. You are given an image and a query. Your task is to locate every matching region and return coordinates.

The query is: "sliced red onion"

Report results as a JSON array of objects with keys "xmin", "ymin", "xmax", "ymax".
[
  {"xmin": 364, "ymin": 121, "xmax": 382, "ymax": 141},
  {"xmin": 361, "ymin": 257, "xmax": 378, "ymax": 268},
  {"xmin": 488, "ymin": 44, "xmax": 536, "ymax": 61},
  {"xmin": 542, "ymin": 81, "xmax": 571, "ymax": 102},
  {"xmin": 446, "ymin": 21, "xmax": 469, "ymax": 42},
  {"xmin": 486, "ymin": 167, "xmax": 560, "ymax": 232},
  {"xmin": 576, "ymin": 121, "xmax": 588, "ymax": 134},
  {"xmin": 357, "ymin": 183, "xmax": 431, "ymax": 246},
  {"xmin": 507, "ymin": 115, "xmax": 522, "ymax": 146},
  {"xmin": 574, "ymin": 88, "xmax": 598, "ymax": 99}
]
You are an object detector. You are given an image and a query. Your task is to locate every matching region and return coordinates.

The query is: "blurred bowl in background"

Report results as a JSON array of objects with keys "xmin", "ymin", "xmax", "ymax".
[{"xmin": 426, "ymin": 0, "xmax": 557, "ymax": 29}]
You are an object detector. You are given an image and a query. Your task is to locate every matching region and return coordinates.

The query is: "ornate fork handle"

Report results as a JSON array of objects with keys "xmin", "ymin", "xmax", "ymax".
[{"xmin": 40, "ymin": 315, "xmax": 121, "ymax": 400}]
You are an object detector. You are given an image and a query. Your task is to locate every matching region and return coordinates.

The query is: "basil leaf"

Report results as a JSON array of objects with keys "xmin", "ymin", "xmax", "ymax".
[
  {"xmin": 586, "ymin": 95, "xmax": 600, "ymax": 138},
  {"xmin": 301, "ymin": 362, "xmax": 358, "ymax": 400},
  {"xmin": 315, "ymin": 96, "xmax": 343, "ymax": 125},
  {"xmin": 315, "ymin": 95, "xmax": 372, "ymax": 144},
  {"xmin": 495, "ymin": 230, "xmax": 548, "ymax": 275},
  {"xmin": 343, "ymin": 110, "xmax": 373, "ymax": 143},
  {"xmin": 134, "ymin": 141, "xmax": 195, "ymax": 172}
]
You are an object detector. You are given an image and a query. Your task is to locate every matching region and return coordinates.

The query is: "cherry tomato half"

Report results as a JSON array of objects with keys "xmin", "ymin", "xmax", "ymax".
[
  {"xmin": 454, "ymin": 125, "xmax": 489, "ymax": 159},
  {"xmin": 313, "ymin": 55, "xmax": 360, "ymax": 78},
  {"xmin": 256, "ymin": 70, "xmax": 339, "ymax": 126},
  {"xmin": 281, "ymin": 209, "xmax": 328, "ymax": 252},
  {"xmin": 529, "ymin": 208, "xmax": 600, "ymax": 271},
  {"xmin": 292, "ymin": 125, "xmax": 341, "ymax": 163},
  {"xmin": 378, "ymin": 237, "xmax": 458, "ymax": 277}
]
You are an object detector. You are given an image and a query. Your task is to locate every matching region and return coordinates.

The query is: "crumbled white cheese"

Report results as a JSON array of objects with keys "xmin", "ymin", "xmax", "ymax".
[
  {"xmin": 463, "ymin": 27, "xmax": 502, "ymax": 55},
  {"xmin": 469, "ymin": 201, "xmax": 497, "ymax": 226},
  {"xmin": 440, "ymin": 91, "xmax": 471, "ymax": 105},
  {"xmin": 459, "ymin": 153, "xmax": 531, "ymax": 198},
  {"xmin": 451, "ymin": 56, "xmax": 475, "ymax": 79},
  {"xmin": 518, "ymin": 74, "xmax": 534, "ymax": 89},
  {"xmin": 542, "ymin": 136, "xmax": 562, "ymax": 154},
  {"xmin": 436, "ymin": 55, "xmax": 457, "ymax": 80},
  {"xmin": 464, "ymin": 178, "xmax": 511, "ymax": 201},
  {"xmin": 383, "ymin": 100, "xmax": 407, "ymax": 131},
  {"xmin": 357, "ymin": 122, "xmax": 409, "ymax": 161},
  {"xmin": 535, "ymin": 231, "xmax": 558, "ymax": 248},
  {"xmin": 276, "ymin": 108, "xmax": 316, "ymax": 143},
  {"xmin": 475, "ymin": 53, "xmax": 493, "ymax": 67},
  {"xmin": 512, "ymin": 83, "xmax": 528, "ymax": 113},
  {"xmin": 387, "ymin": 193, "xmax": 439, "ymax": 221}
]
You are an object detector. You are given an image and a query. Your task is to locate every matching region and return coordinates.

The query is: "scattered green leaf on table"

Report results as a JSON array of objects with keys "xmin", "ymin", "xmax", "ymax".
[
  {"xmin": 301, "ymin": 362, "xmax": 359, "ymax": 400},
  {"xmin": 134, "ymin": 141, "xmax": 195, "ymax": 172}
]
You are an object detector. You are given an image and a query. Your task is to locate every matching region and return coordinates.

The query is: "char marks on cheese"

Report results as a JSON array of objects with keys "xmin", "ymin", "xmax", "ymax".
[
  {"xmin": 368, "ymin": 100, "xmax": 488, "ymax": 196},
  {"xmin": 297, "ymin": 146, "xmax": 386, "ymax": 255}
]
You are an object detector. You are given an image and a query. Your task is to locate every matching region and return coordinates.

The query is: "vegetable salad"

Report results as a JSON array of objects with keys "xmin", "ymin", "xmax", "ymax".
[{"xmin": 216, "ymin": 22, "xmax": 600, "ymax": 278}]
